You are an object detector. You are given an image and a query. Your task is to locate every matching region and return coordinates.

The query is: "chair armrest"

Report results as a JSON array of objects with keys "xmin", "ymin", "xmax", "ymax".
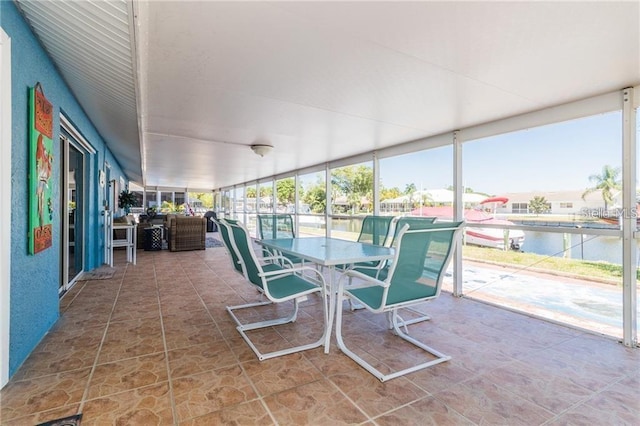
[
  {"xmin": 343, "ymin": 269, "xmax": 389, "ymax": 288},
  {"xmin": 261, "ymin": 265, "xmax": 326, "ymax": 286},
  {"xmin": 260, "ymin": 255, "xmax": 295, "ymax": 269}
]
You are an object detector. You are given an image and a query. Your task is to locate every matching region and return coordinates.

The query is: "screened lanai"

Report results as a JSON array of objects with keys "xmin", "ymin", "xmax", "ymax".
[
  {"xmin": 2, "ymin": 0, "xmax": 639, "ymax": 408},
  {"xmin": 217, "ymin": 91, "xmax": 639, "ymax": 347}
]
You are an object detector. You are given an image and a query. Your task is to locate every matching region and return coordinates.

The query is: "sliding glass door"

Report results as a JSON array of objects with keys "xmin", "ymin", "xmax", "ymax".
[{"xmin": 60, "ymin": 135, "xmax": 85, "ymax": 294}]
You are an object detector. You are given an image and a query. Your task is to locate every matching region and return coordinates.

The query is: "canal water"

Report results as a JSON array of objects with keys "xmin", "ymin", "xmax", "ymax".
[
  {"xmin": 326, "ymin": 218, "xmax": 629, "ymax": 265},
  {"xmin": 523, "ymin": 231, "xmax": 624, "ymax": 264}
]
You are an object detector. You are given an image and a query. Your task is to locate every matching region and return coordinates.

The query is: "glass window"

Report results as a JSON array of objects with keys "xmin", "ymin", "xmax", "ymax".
[
  {"xmin": 461, "ymin": 111, "xmax": 623, "ymax": 338},
  {"xmin": 258, "ymin": 181, "xmax": 273, "ymax": 213},
  {"xmin": 245, "ymin": 184, "xmax": 257, "ymax": 213},
  {"xmin": 298, "ymin": 170, "xmax": 326, "ymax": 237},
  {"xmin": 379, "ymin": 146, "xmax": 454, "ymax": 218},
  {"xmin": 512, "ymin": 203, "xmax": 528, "ymax": 214},
  {"xmin": 464, "ymin": 112, "xmax": 622, "ymax": 225},
  {"xmin": 175, "ymin": 192, "xmax": 186, "ymax": 208},
  {"xmin": 244, "ymin": 184, "xmax": 258, "ymax": 237},
  {"xmin": 299, "ymin": 171, "xmax": 325, "ymax": 214},
  {"xmin": 145, "ymin": 190, "xmax": 157, "ymax": 209},
  {"xmin": 221, "ymin": 190, "xmax": 231, "ymax": 218},
  {"xmin": 449, "ymin": 234, "xmax": 623, "ymax": 339},
  {"xmin": 128, "ymin": 182, "xmax": 144, "ymax": 214},
  {"xmin": 329, "ymin": 161, "xmax": 373, "ymax": 240},
  {"xmin": 160, "ymin": 191, "xmax": 172, "ymax": 204},
  {"xmin": 330, "ymin": 162, "xmax": 373, "ymax": 217},
  {"xmin": 160, "ymin": 191, "xmax": 179, "ymax": 213},
  {"xmin": 276, "ymin": 177, "xmax": 296, "ymax": 214},
  {"xmin": 234, "ymin": 187, "xmax": 245, "ymax": 221}
]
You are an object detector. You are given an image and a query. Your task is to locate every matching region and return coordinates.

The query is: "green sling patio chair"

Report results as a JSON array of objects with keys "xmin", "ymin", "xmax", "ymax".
[
  {"xmin": 225, "ymin": 220, "xmax": 328, "ymax": 360},
  {"xmin": 347, "ymin": 216, "xmax": 437, "ymax": 321},
  {"xmin": 336, "ymin": 215, "xmax": 394, "ymax": 272},
  {"xmin": 257, "ymin": 214, "xmax": 296, "ymax": 239},
  {"xmin": 256, "ymin": 214, "xmax": 304, "ymax": 266},
  {"xmin": 357, "ymin": 215, "xmax": 395, "ymax": 246},
  {"xmin": 214, "ymin": 218, "xmax": 243, "ymax": 275},
  {"xmin": 218, "ymin": 217, "xmax": 292, "ymax": 280},
  {"xmin": 391, "ymin": 216, "xmax": 438, "ymax": 241},
  {"xmin": 335, "ymin": 221, "xmax": 463, "ymax": 382},
  {"xmin": 353, "ymin": 216, "xmax": 437, "ymax": 276}
]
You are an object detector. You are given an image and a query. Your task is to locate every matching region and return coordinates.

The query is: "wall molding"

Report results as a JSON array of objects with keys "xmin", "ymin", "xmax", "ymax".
[
  {"xmin": 61, "ymin": 115, "xmax": 96, "ymax": 154},
  {"xmin": 0, "ymin": 27, "xmax": 12, "ymax": 389}
]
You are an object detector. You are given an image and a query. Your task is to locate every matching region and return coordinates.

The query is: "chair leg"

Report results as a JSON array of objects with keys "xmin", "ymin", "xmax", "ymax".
[
  {"xmin": 336, "ymin": 296, "xmax": 450, "ymax": 382},
  {"xmin": 348, "ymin": 297, "xmax": 364, "ymax": 311},
  {"xmin": 335, "ymin": 292, "xmax": 387, "ymax": 381},
  {"xmin": 226, "ymin": 296, "xmax": 326, "ymax": 361},
  {"xmin": 387, "ymin": 310, "xmax": 450, "ymax": 376},
  {"xmin": 226, "ymin": 300, "xmax": 285, "ymax": 330},
  {"xmin": 354, "ymin": 300, "xmax": 428, "ymax": 329},
  {"xmin": 346, "ymin": 275, "xmax": 366, "ymax": 311},
  {"xmin": 393, "ymin": 307, "xmax": 431, "ymax": 331}
]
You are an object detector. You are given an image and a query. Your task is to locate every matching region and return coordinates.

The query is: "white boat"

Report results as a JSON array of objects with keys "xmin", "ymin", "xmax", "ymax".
[
  {"xmin": 411, "ymin": 197, "xmax": 525, "ymax": 250},
  {"xmin": 464, "ymin": 219, "xmax": 526, "ymax": 251}
]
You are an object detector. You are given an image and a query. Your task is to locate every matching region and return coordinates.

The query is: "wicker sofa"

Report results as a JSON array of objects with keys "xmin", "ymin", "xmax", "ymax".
[{"xmin": 166, "ymin": 215, "xmax": 206, "ymax": 252}]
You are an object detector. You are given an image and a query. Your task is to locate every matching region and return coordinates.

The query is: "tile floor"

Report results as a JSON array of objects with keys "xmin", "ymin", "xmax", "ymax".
[{"xmin": 1, "ymin": 241, "xmax": 639, "ymax": 425}]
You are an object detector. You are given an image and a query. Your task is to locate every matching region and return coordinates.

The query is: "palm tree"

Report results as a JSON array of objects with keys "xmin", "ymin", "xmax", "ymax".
[
  {"xmin": 529, "ymin": 195, "xmax": 550, "ymax": 215},
  {"xmin": 404, "ymin": 183, "xmax": 417, "ymax": 195},
  {"xmin": 582, "ymin": 165, "xmax": 621, "ymax": 210}
]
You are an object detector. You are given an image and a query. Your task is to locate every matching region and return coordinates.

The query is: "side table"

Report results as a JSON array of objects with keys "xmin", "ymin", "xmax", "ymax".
[
  {"xmin": 109, "ymin": 223, "xmax": 137, "ymax": 266},
  {"xmin": 144, "ymin": 226, "xmax": 162, "ymax": 251}
]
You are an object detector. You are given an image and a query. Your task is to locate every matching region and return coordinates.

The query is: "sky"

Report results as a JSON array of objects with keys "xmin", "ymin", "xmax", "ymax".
[{"xmin": 380, "ymin": 111, "xmax": 625, "ymax": 196}]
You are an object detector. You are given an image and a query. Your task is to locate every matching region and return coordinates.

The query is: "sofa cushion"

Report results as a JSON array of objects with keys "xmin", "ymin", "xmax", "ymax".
[
  {"xmin": 113, "ymin": 215, "xmax": 134, "ymax": 240},
  {"xmin": 113, "ymin": 215, "xmax": 132, "ymax": 225}
]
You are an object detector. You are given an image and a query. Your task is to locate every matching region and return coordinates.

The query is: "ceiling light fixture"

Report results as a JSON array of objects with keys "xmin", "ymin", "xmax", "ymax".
[{"xmin": 250, "ymin": 144, "xmax": 273, "ymax": 157}]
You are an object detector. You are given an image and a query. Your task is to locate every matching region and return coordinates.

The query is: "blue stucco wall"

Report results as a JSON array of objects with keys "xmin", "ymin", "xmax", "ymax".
[{"xmin": 2, "ymin": 2, "xmax": 127, "ymax": 378}]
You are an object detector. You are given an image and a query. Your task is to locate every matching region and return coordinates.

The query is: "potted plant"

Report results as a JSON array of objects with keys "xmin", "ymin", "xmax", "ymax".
[
  {"xmin": 118, "ymin": 189, "xmax": 137, "ymax": 214},
  {"xmin": 146, "ymin": 206, "xmax": 158, "ymax": 222}
]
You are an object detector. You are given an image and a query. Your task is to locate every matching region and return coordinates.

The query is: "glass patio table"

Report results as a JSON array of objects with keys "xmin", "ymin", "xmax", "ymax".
[{"xmin": 258, "ymin": 237, "xmax": 394, "ymax": 353}]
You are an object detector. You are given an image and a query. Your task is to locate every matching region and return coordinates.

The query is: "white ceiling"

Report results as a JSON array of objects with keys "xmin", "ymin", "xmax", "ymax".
[
  {"xmin": 16, "ymin": 1, "xmax": 640, "ymax": 191},
  {"xmin": 16, "ymin": 0, "xmax": 141, "ymax": 182}
]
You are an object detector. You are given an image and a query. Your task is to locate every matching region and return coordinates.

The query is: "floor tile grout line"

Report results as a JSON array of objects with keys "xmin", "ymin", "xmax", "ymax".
[
  {"xmin": 154, "ymin": 253, "xmax": 180, "ymax": 426},
  {"xmin": 402, "ymin": 370, "xmax": 481, "ymax": 423},
  {"xmin": 213, "ymin": 247, "xmax": 424, "ymax": 424},
  {"xmin": 0, "ymin": 280, "xmax": 116, "ymax": 423},
  {"xmin": 73, "ymin": 255, "xmax": 173, "ymax": 419},
  {"xmin": 539, "ymin": 372, "xmax": 635, "ymax": 425},
  {"xmin": 76, "ymin": 262, "xmax": 127, "ymax": 415},
  {"xmin": 327, "ymin": 305, "xmax": 497, "ymax": 425},
  {"xmin": 330, "ymin": 310, "xmax": 528, "ymax": 424},
  {"xmin": 477, "ymin": 354, "xmax": 612, "ymax": 418},
  {"xmin": 200, "ymin": 254, "xmax": 281, "ymax": 425},
  {"xmin": 161, "ymin": 253, "xmax": 273, "ymax": 424},
  {"xmin": 367, "ymin": 394, "xmax": 433, "ymax": 425},
  {"xmin": 460, "ymin": 295, "xmax": 615, "ymax": 346},
  {"xmin": 59, "ymin": 280, "xmax": 87, "ymax": 314},
  {"xmin": 455, "ymin": 365, "xmax": 559, "ymax": 422},
  {"xmin": 325, "ymin": 376, "xmax": 375, "ymax": 423},
  {"xmin": 209, "ymin": 259, "xmax": 278, "ymax": 420},
  {"xmin": 5, "ymin": 249, "xmax": 637, "ymax": 425},
  {"xmin": 305, "ymin": 287, "xmax": 385, "ymax": 424}
]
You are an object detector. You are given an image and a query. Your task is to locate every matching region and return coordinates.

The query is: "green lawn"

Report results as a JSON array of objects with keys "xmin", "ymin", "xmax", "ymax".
[{"xmin": 462, "ymin": 244, "xmax": 629, "ymax": 284}]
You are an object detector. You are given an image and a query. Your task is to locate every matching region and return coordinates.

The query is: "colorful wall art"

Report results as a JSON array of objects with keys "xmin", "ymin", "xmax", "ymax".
[{"xmin": 29, "ymin": 83, "xmax": 54, "ymax": 254}]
